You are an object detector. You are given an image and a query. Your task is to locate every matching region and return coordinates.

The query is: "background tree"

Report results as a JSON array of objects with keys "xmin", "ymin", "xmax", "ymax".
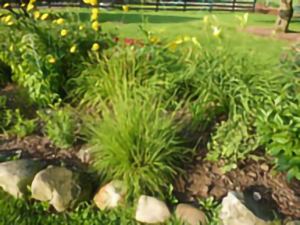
[{"xmin": 275, "ymin": 0, "xmax": 294, "ymax": 33}]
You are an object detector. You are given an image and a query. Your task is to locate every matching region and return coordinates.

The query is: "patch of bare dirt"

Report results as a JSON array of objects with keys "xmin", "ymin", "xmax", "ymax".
[{"xmin": 245, "ymin": 26, "xmax": 300, "ymax": 42}]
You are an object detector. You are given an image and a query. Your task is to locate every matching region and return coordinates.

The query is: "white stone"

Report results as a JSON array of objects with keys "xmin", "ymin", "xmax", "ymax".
[
  {"xmin": 219, "ymin": 192, "xmax": 271, "ymax": 225},
  {"xmin": 31, "ymin": 166, "xmax": 91, "ymax": 212},
  {"xmin": 175, "ymin": 203, "xmax": 206, "ymax": 225},
  {"xmin": 93, "ymin": 180, "xmax": 126, "ymax": 210},
  {"xmin": 135, "ymin": 195, "xmax": 171, "ymax": 224}
]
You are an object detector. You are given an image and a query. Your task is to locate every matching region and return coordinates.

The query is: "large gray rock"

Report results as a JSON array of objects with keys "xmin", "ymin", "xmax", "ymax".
[
  {"xmin": 135, "ymin": 195, "xmax": 171, "ymax": 223},
  {"xmin": 175, "ymin": 204, "xmax": 206, "ymax": 225},
  {"xmin": 0, "ymin": 160, "xmax": 42, "ymax": 198},
  {"xmin": 219, "ymin": 192, "xmax": 272, "ymax": 225},
  {"xmin": 31, "ymin": 166, "xmax": 92, "ymax": 212}
]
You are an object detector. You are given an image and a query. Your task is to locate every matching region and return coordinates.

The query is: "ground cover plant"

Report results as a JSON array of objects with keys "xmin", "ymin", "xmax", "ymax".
[{"xmin": 0, "ymin": 1, "xmax": 300, "ymax": 223}]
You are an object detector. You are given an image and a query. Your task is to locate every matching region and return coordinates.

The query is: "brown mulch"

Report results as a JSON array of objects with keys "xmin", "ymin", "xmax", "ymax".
[
  {"xmin": 245, "ymin": 26, "xmax": 300, "ymax": 42},
  {"xmin": 0, "ymin": 135, "xmax": 88, "ymax": 171},
  {"xmin": 174, "ymin": 158, "xmax": 300, "ymax": 222}
]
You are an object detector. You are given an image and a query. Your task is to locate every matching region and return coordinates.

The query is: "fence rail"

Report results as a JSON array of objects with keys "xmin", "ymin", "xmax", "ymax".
[{"xmin": 0, "ymin": 0, "xmax": 257, "ymax": 12}]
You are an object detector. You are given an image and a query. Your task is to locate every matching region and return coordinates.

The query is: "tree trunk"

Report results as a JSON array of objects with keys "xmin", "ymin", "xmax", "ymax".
[{"xmin": 275, "ymin": 0, "xmax": 294, "ymax": 33}]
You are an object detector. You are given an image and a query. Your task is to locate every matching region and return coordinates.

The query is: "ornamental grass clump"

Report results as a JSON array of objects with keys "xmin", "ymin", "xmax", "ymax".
[{"xmin": 88, "ymin": 91, "xmax": 195, "ymax": 199}]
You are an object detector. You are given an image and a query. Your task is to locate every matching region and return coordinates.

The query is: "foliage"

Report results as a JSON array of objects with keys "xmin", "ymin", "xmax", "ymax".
[
  {"xmin": 39, "ymin": 106, "xmax": 77, "ymax": 148},
  {"xmin": 198, "ymin": 196, "xmax": 222, "ymax": 225},
  {"xmin": 87, "ymin": 90, "xmax": 195, "ymax": 199}
]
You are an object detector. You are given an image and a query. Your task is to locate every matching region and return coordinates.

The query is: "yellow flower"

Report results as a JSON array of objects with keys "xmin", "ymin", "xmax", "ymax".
[
  {"xmin": 149, "ymin": 37, "xmax": 160, "ymax": 43},
  {"xmin": 92, "ymin": 43, "xmax": 99, "ymax": 51},
  {"xmin": 61, "ymin": 29, "xmax": 67, "ymax": 36},
  {"xmin": 211, "ymin": 26, "xmax": 221, "ymax": 38},
  {"xmin": 191, "ymin": 37, "xmax": 201, "ymax": 47},
  {"xmin": 203, "ymin": 16, "xmax": 209, "ymax": 24},
  {"xmin": 175, "ymin": 37, "xmax": 183, "ymax": 44},
  {"xmin": 90, "ymin": 0, "xmax": 98, "ymax": 6},
  {"xmin": 70, "ymin": 45, "xmax": 76, "ymax": 53},
  {"xmin": 41, "ymin": 13, "xmax": 49, "ymax": 20},
  {"xmin": 79, "ymin": 25, "xmax": 84, "ymax": 30},
  {"xmin": 92, "ymin": 21, "xmax": 99, "ymax": 31},
  {"xmin": 4, "ymin": 15, "xmax": 12, "ymax": 22},
  {"xmin": 3, "ymin": 3, "xmax": 9, "ymax": 8},
  {"xmin": 30, "ymin": 0, "xmax": 36, "ymax": 3},
  {"xmin": 7, "ymin": 21, "xmax": 13, "ymax": 25},
  {"xmin": 34, "ymin": 12, "xmax": 40, "ymax": 19},
  {"xmin": 57, "ymin": 18, "xmax": 64, "ymax": 24},
  {"xmin": 83, "ymin": 0, "xmax": 90, "ymax": 3},
  {"xmin": 165, "ymin": 41, "xmax": 177, "ymax": 50},
  {"xmin": 21, "ymin": 3, "xmax": 25, "ymax": 7},
  {"xmin": 91, "ymin": 13, "xmax": 98, "ymax": 21},
  {"xmin": 92, "ymin": 8, "xmax": 98, "ymax": 14},
  {"xmin": 9, "ymin": 45, "xmax": 13, "ymax": 51},
  {"xmin": 122, "ymin": 5, "xmax": 129, "ymax": 12},
  {"xmin": 184, "ymin": 36, "xmax": 190, "ymax": 42},
  {"xmin": 48, "ymin": 58, "xmax": 56, "ymax": 63},
  {"xmin": 52, "ymin": 19, "xmax": 57, "ymax": 24},
  {"xmin": 27, "ymin": 3, "xmax": 34, "ymax": 11}
]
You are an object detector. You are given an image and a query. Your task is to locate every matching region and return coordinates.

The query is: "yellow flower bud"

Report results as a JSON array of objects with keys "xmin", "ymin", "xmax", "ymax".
[
  {"xmin": 91, "ymin": 13, "xmax": 98, "ymax": 21},
  {"xmin": 92, "ymin": 21, "xmax": 99, "ymax": 31},
  {"xmin": 41, "ymin": 13, "xmax": 49, "ymax": 21},
  {"xmin": 90, "ymin": 0, "xmax": 98, "ymax": 6},
  {"xmin": 92, "ymin": 8, "xmax": 98, "ymax": 14},
  {"xmin": 79, "ymin": 25, "xmax": 84, "ymax": 30},
  {"xmin": 48, "ymin": 58, "xmax": 56, "ymax": 63},
  {"xmin": 21, "ymin": 3, "xmax": 25, "ymax": 7},
  {"xmin": 184, "ymin": 36, "xmax": 190, "ymax": 42},
  {"xmin": 70, "ymin": 45, "xmax": 76, "ymax": 53},
  {"xmin": 5, "ymin": 15, "xmax": 12, "ymax": 23},
  {"xmin": 57, "ymin": 18, "xmax": 64, "ymax": 25},
  {"xmin": 203, "ymin": 16, "xmax": 209, "ymax": 24},
  {"xmin": 122, "ymin": 5, "xmax": 129, "ymax": 12},
  {"xmin": 9, "ymin": 45, "xmax": 13, "ymax": 51},
  {"xmin": 52, "ymin": 19, "xmax": 57, "ymax": 24},
  {"xmin": 27, "ymin": 3, "xmax": 34, "ymax": 11},
  {"xmin": 7, "ymin": 21, "xmax": 13, "ymax": 25},
  {"xmin": 83, "ymin": 0, "xmax": 90, "ymax": 4},
  {"xmin": 34, "ymin": 12, "xmax": 40, "ymax": 19},
  {"xmin": 92, "ymin": 43, "xmax": 99, "ymax": 51},
  {"xmin": 61, "ymin": 29, "xmax": 67, "ymax": 36},
  {"xmin": 3, "ymin": 3, "xmax": 10, "ymax": 8}
]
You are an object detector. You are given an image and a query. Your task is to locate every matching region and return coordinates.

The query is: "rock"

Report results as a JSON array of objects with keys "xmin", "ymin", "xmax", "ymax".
[
  {"xmin": 274, "ymin": 0, "xmax": 294, "ymax": 33},
  {"xmin": 0, "ymin": 160, "xmax": 42, "ymax": 198},
  {"xmin": 31, "ymin": 166, "xmax": 91, "ymax": 212},
  {"xmin": 175, "ymin": 204, "xmax": 206, "ymax": 225},
  {"xmin": 93, "ymin": 180, "xmax": 126, "ymax": 210},
  {"xmin": 135, "ymin": 195, "xmax": 171, "ymax": 223},
  {"xmin": 219, "ymin": 192, "xmax": 272, "ymax": 225},
  {"xmin": 76, "ymin": 147, "xmax": 94, "ymax": 164},
  {"xmin": 260, "ymin": 164, "xmax": 269, "ymax": 172},
  {"xmin": 253, "ymin": 192, "xmax": 261, "ymax": 201}
]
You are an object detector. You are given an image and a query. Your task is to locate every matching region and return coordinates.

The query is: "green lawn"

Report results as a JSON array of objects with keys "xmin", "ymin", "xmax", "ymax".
[{"xmin": 88, "ymin": 10, "xmax": 299, "ymax": 63}]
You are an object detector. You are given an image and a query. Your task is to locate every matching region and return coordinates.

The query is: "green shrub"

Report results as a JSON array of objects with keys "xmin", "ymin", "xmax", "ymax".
[
  {"xmin": 42, "ymin": 106, "xmax": 77, "ymax": 148},
  {"xmin": 87, "ymin": 90, "xmax": 195, "ymax": 199}
]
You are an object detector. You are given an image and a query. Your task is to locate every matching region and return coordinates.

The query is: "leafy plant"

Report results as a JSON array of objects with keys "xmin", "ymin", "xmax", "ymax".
[
  {"xmin": 88, "ymin": 90, "xmax": 195, "ymax": 199},
  {"xmin": 42, "ymin": 106, "xmax": 77, "ymax": 148},
  {"xmin": 198, "ymin": 196, "xmax": 222, "ymax": 225}
]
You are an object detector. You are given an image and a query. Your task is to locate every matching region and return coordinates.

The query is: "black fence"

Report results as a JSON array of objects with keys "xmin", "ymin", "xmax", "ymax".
[{"xmin": 0, "ymin": 0, "xmax": 257, "ymax": 12}]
